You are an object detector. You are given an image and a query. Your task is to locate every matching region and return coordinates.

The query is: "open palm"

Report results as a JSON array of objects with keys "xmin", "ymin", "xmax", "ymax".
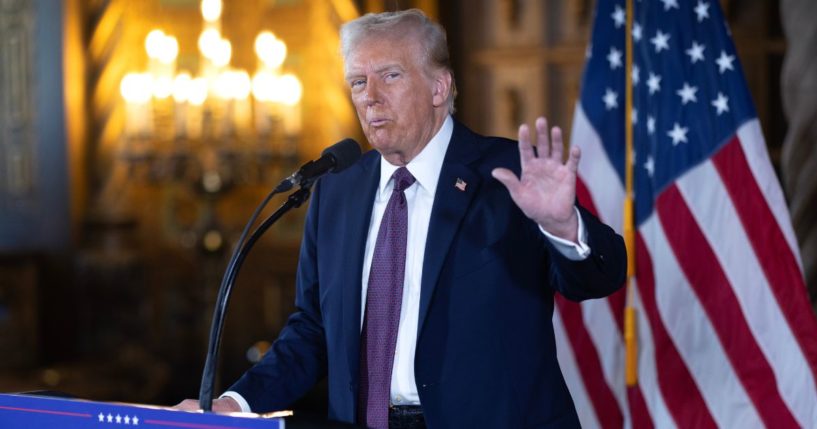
[{"xmin": 492, "ymin": 117, "xmax": 581, "ymax": 242}]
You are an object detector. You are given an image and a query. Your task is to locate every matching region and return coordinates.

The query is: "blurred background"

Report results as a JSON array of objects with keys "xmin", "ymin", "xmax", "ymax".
[{"xmin": 0, "ymin": 0, "xmax": 812, "ymax": 418}]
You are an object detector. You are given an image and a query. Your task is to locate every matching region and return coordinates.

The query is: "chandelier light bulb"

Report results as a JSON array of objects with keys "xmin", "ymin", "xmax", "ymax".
[
  {"xmin": 211, "ymin": 38, "xmax": 232, "ymax": 67},
  {"xmin": 145, "ymin": 29, "xmax": 167, "ymax": 59},
  {"xmin": 172, "ymin": 72, "xmax": 193, "ymax": 102},
  {"xmin": 201, "ymin": 0, "xmax": 222, "ymax": 23},
  {"xmin": 188, "ymin": 77, "xmax": 209, "ymax": 106},
  {"xmin": 252, "ymin": 71, "xmax": 276, "ymax": 102},
  {"xmin": 198, "ymin": 28, "xmax": 222, "ymax": 59},
  {"xmin": 158, "ymin": 35, "xmax": 179, "ymax": 64},
  {"xmin": 277, "ymin": 73, "xmax": 302, "ymax": 106},
  {"xmin": 120, "ymin": 73, "xmax": 153, "ymax": 103},
  {"xmin": 255, "ymin": 31, "xmax": 287, "ymax": 69}
]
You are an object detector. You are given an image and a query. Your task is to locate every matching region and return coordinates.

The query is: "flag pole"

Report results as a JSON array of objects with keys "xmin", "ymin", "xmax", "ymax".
[{"xmin": 624, "ymin": 0, "xmax": 638, "ymax": 387}]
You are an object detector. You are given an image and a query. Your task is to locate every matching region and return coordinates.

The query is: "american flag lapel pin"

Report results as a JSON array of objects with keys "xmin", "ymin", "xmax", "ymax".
[{"xmin": 455, "ymin": 178, "xmax": 467, "ymax": 191}]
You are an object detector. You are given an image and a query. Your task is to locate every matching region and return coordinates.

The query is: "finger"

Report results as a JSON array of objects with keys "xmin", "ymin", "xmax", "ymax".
[
  {"xmin": 550, "ymin": 126, "xmax": 564, "ymax": 162},
  {"xmin": 174, "ymin": 399, "xmax": 201, "ymax": 411},
  {"xmin": 518, "ymin": 123, "xmax": 535, "ymax": 171},
  {"xmin": 566, "ymin": 145, "xmax": 581, "ymax": 173},
  {"xmin": 535, "ymin": 117, "xmax": 550, "ymax": 158},
  {"xmin": 492, "ymin": 168, "xmax": 521, "ymax": 195}
]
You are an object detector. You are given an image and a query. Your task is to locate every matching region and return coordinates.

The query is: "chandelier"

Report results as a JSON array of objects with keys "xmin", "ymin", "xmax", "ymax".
[
  {"xmin": 118, "ymin": 0, "xmax": 303, "ymax": 194},
  {"xmin": 114, "ymin": 0, "xmax": 305, "ymax": 253}
]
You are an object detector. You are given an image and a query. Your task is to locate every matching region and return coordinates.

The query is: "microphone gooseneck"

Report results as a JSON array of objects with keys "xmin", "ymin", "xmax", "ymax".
[{"xmin": 198, "ymin": 138, "xmax": 360, "ymax": 411}]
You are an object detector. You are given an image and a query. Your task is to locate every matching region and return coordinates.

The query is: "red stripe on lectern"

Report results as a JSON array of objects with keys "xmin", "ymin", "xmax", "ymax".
[
  {"xmin": 0, "ymin": 404, "xmax": 91, "ymax": 418},
  {"xmin": 144, "ymin": 419, "xmax": 257, "ymax": 429}
]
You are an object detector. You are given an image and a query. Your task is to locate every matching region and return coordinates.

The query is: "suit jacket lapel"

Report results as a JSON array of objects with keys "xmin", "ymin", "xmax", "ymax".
[
  {"xmin": 340, "ymin": 153, "xmax": 380, "ymax": 380},
  {"xmin": 418, "ymin": 122, "xmax": 482, "ymax": 337}
]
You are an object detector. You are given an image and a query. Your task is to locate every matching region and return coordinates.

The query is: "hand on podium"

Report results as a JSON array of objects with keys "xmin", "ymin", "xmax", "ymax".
[{"xmin": 175, "ymin": 397, "xmax": 241, "ymax": 413}]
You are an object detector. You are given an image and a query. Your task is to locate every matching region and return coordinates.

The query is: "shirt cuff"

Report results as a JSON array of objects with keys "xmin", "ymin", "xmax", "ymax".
[
  {"xmin": 539, "ymin": 207, "xmax": 591, "ymax": 261},
  {"xmin": 220, "ymin": 391, "xmax": 252, "ymax": 413}
]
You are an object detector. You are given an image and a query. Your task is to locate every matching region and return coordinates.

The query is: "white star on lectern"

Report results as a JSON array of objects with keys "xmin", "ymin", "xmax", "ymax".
[
  {"xmin": 133, "ymin": 416, "xmax": 139, "ymax": 425},
  {"xmin": 107, "ymin": 413, "xmax": 113, "ymax": 423},
  {"xmin": 116, "ymin": 414, "xmax": 122, "ymax": 424},
  {"xmin": 668, "ymin": 123, "xmax": 689, "ymax": 145},
  {"xmin": 98, "ymin": 413, "xmax": 105, "ymax": 422},
  {"xmin": 712, "ymin": 92, "xmax": 729, "ymax": 115}
]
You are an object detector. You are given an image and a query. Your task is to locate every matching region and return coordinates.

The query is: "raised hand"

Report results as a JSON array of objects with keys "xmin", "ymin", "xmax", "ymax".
[{"xmin": 491, "ymin": 117, "xmax": 581, "ymax": 242}]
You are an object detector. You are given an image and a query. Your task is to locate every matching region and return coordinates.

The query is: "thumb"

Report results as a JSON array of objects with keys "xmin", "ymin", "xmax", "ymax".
[{"xmin": 491, "ymin": 168, "xmax": 521, "ymax": 195}]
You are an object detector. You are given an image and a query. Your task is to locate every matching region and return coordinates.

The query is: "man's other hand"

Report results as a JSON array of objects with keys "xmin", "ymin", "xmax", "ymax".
[{"xmin": 174, "ymin": 397, "xmax": 241, "ymax": 413}]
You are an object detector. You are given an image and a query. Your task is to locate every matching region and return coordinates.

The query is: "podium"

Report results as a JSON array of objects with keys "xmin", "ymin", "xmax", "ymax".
[{"xmin": 0, "ymin": 393, "xmax": 286, "ymax": 428}]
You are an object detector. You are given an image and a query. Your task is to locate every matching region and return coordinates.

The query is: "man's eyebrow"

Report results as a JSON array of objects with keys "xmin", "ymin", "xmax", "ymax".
[{"xmin": 344, "ymin": 63, "xmax": 404, "ymax": 80}]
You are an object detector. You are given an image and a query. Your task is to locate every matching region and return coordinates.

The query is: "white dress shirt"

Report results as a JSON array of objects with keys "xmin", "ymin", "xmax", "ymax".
[{"xmin": 223, "ymin": 115, "xmax": 590, "ymax": 411}]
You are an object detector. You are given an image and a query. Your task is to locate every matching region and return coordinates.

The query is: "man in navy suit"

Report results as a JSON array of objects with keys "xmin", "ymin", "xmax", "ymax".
[{"xmin": 179, "ymin": 8, "xmax": 625, "ymax": 428}]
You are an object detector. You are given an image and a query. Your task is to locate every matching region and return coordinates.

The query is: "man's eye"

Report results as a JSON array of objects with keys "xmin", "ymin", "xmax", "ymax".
[
  {"xmin": 385, "ymin": 72, "xmax": 400, "ymax": 80},
  {"xmin": 351, "ymin": 80, "xmax": 365, "ymax": 88}
]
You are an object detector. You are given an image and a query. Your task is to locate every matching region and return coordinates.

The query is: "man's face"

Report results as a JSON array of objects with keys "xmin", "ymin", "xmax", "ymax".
[{"xmin": 344, "ymin": 33, "xmax": 449, "ymax": 166}]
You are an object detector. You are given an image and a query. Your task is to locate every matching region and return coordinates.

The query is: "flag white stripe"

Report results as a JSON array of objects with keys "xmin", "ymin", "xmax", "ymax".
[
  {"xmin": 630, "ymin": 283, "xmax": 676, "ymax": 429},
  {"xmin": 641, "ymin": 214, "xmax": 764, "ymax": 428},
  {"xmin": 554, "ymin": 307, "xmax": 603, "ymax": 429},
  {"xmin": 736, "ymin": 120, "xmax": 803, "ymax": 269},
  {"xmin": 581, "ymin": 299, "xmax": 628, "ymax": 417},
  {"xmin": 572, "ymin": 105, "xmax": 625, "ymax": 232},
  {"xmin": 675, "ymin": 156, "xmax": 817, "ymax": 427}
]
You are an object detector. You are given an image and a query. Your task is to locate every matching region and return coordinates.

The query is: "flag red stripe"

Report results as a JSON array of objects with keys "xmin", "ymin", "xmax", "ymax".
[
  {"xmin": 576, "ymin": 177, "xmax": 599, "ymax": 218},
  {"xmin": 578, "ymin": 177, "xmax": 627, "ymax": 333},
  {"xmin": 656, "ymin": 185, "xmax": 800, "ymax": 428},
  {"xmin": 554, "ymin": 296, "xmax": 623, "ymax": 429},
  {"xmin": 712, "ymin": 137, "xmax": 817, "ymax": 381},
  {"xmin": 634, "ymin": 232, "xmax": 718, "ymax": 429},
  {"xmin": 627, "ymin": 385, "xmax": 654, "ymax": 429}
]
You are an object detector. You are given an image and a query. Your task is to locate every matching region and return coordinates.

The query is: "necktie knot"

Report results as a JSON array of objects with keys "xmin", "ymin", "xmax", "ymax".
[{"xmin": 392, "ymin": 167, "xmax": 416, "ymax": 193}]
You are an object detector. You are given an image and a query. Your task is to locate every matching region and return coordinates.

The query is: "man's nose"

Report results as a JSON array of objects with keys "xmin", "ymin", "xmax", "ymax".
[{"xmin": 364, "ymin": 79, "xmax": 381, "ymax": 106}]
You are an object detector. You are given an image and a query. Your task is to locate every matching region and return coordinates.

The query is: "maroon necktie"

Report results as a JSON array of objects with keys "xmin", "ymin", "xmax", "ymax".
[{"xmin": 358, "ymin": 167, "xmax": 415, "ymax": 429}]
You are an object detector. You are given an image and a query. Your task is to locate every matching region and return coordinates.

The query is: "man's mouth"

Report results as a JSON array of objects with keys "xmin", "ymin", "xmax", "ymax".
[{"xmin": 368, "ymin": 118, "xmax": 388, "ymax": 127}]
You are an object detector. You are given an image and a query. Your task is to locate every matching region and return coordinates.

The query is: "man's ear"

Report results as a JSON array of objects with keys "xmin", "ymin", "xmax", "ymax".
[{"xmin": 431, "ymin": 70, "xmax": 453, "ymax": 108}]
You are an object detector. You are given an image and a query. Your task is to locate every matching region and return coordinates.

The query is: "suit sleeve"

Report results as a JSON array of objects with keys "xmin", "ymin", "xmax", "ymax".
[
  {"xmin": 227, "ymin": 182, "xmax": 328, "ymax": 413},
  {"xmin": 546, "ymin": 204, "xmax": 627, "ymax": 301}
]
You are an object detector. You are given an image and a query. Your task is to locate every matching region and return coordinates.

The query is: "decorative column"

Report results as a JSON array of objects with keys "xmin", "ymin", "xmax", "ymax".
[{"xmin": 780, "ymin": 0, "xmax": 817, "ymax": 305}]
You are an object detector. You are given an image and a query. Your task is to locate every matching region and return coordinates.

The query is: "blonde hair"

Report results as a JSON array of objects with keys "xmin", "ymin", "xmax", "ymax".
[{"xmin": 340, "ymin": 9, "xmax": 457, "ymax": 113}]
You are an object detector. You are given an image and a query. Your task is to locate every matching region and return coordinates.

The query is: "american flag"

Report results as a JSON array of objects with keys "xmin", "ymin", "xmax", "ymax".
[{"xmin": 556, "ymin": 1, "xmax": 817, "ymax": 427}]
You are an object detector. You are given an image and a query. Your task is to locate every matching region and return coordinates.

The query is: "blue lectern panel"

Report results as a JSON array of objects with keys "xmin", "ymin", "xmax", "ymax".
[{"xmin": 0, "ymin": 393, "xmax": 285, "ymax": 428}]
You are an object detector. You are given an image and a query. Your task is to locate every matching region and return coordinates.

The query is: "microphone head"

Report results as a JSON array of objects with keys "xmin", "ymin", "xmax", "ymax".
[{"xmin": 323, "ymin": 138, "xmax": 361, "ymax": 173}]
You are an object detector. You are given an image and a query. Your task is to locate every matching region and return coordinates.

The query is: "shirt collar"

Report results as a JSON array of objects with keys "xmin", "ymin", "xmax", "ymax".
[{"xmin": 378, "ymin": 115, "xmax": 453, "ymax": 197}]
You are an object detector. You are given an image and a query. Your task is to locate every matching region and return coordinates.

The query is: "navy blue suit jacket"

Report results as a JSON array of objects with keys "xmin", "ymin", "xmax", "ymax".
[{"xmin": 230, "ymin": 120, "xmax": 626, "ymax": 428}]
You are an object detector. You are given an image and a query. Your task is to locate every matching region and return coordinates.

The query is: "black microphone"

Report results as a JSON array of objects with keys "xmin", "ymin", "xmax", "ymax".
[{"xmin": 275, "ymin": 138, "xmax": 361, "ymax": 192}]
